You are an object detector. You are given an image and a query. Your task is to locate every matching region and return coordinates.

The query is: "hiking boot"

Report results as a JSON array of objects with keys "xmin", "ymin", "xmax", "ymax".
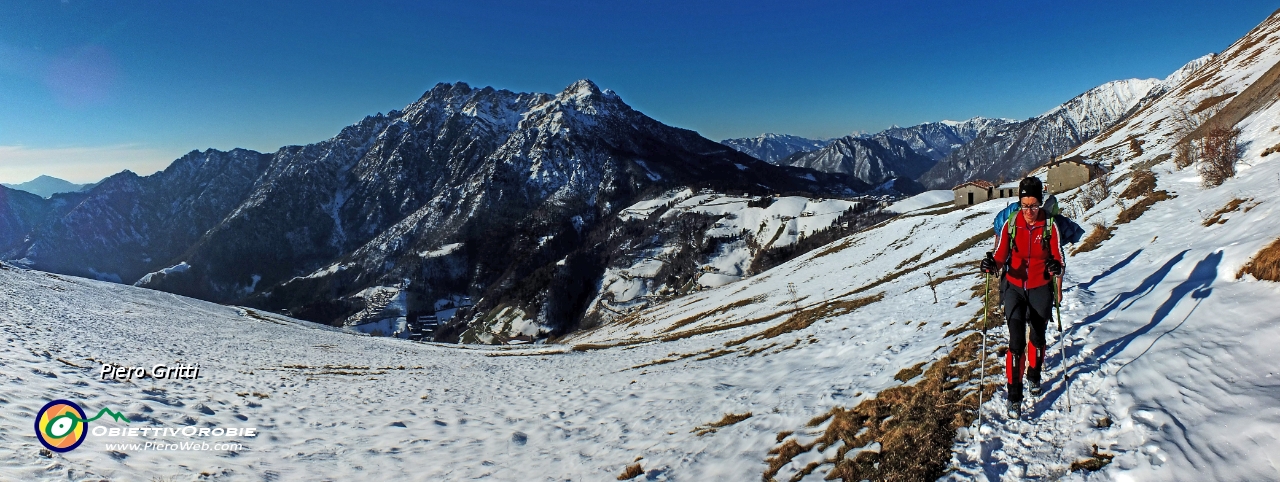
[
  {"xmin": 1007, "ymin": 398, "xmax": 1021, "ymax": 419},
  {"xmin": 1029, "ymin": 380, "xmax": 1042, "ymax": 396}
]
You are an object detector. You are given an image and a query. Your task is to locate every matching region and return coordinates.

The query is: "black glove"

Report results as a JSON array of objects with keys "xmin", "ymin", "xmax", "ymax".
[
  {"xmin": 1046, "ymin": 258, "xmax": 1063, "ymax": 276},
  {"xmin": 980, "ymin": 252, "xmax": 997, "ymax": 274}
]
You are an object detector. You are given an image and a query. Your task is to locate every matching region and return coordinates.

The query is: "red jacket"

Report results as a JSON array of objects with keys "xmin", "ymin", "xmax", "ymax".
[{"xmin": 993, "ymin": 208, "xmax": 1064, "ymax": 290}]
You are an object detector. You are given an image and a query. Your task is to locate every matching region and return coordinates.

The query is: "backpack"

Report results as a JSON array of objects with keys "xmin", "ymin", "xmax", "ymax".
[{"xmin": 992, "ymin": 194, "xmax": 1084, "ymax": 246}]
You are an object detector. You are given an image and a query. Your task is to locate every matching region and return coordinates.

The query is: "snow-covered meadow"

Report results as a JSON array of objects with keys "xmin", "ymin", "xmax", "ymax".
[{"xmin": 0, "ymin": 188, "xmax": 995, "ymax": 481}]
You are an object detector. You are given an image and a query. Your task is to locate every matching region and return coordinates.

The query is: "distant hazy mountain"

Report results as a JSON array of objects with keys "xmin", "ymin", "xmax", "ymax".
[
  {"xmin": 918, "ymin": 56, "xmax": 1212, "ymax": 188},
  {"xmin": 720, "ymin": 134, "xmax": 832, "ymax": 163},
  {"xmin": 872, "ymin": 117, "xmax": 1014, "ymax": 160},
  {"xmin": 723, "ymin": 118, "xmax": 1015, "ymax": 183},
  {"xmin": 1, "ymin": 175, "xmax": 93, "ymax": 198},
  {"xmin": 777, "ymin": 133, "xmax": 938, "ymax": 186}
]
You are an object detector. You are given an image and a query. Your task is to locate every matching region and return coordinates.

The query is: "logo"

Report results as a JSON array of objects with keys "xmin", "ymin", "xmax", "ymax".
[{"xmin": 34, "ymin": 399, "xmax": 130, "ymax": 452}]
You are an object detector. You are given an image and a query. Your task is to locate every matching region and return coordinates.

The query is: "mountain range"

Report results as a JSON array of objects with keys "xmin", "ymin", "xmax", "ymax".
[
  {"xmin": 0, "ymin": 175, "xmax": 94, "ymax": 198},
  {"xmin": 720, "ymin": 134, "xmax": 832, "ymax": 163},
  {"xmin": 0, "ymin": 50, "xmax": 1222, "ymax": 342},
  {"xmin": 1, "ymin": 80, "xmax": 883, "ymax": 339},
  {"xmin": 919, "ymin": 56, "xmax": 1214, "ymax": 188},
  {"xmin": 723, "ymin": 57, "xmax": 1213, "ymax": 190}
]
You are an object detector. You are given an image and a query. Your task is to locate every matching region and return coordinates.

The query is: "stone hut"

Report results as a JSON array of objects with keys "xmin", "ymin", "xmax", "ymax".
[
  {"xmin": 1044, "ymin": 156, "xmax": 1107, "ymax": 194},
  {"xmin": 952, "ymin": 180, "xmax": 995, "ymax": 207},
  {"xmin": 994, "ymin": 181, "xmax": 1020, "ymax": 200}
]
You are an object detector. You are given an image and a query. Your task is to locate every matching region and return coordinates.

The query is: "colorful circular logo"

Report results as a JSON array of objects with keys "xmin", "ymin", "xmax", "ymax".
[{"xmin": 35, "ymin": 399, "xmax": 88, "ymax": 452}]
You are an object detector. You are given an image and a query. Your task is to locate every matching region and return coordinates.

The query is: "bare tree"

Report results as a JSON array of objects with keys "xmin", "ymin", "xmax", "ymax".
[
  {"xmin": 1074, "ymin": 170, "xmax": 1111, "ymax": 213},
  {"xmin": 1172, "ymin": 89, "xmax": 1230, "ymax": 170},
  {"xmin": 1199, "ymin": 125, "xmax": 1241, "ymax": 187}
]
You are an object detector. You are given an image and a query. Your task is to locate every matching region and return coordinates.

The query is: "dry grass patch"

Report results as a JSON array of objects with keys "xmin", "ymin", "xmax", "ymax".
[
  {"xmin": 925, "ymin": 271, "xmax": 975, "ymax": 290},
  {"xmin": 726, "ymin": 293, "xmax": 884, "ymax": 347},
  {"xmin": 662, "ymin": 294, "xmax": 766, "ymax": 333},
  {"xmin": 1118, "ymin": 169, "xmax": 1156, "ymax": 200},
  {"xmin": 1073, "ymin": 223, "xmax": 1116, "ymax": 255},
  {"xmin": 660, "ymin": 311, "xmax": 787, "ymax": 343},
  {"xmin": 617, "ymin": 462, "xmax": 644, "ymax": 480},
  {"xmin": 812, "ymin": 239, "xmax": 855, "ymax": 259},
  {"xmin": 766, "ymin": 337, "xmax": 806, "ymax": 355},
  {"xmin": 1202, "ymin": 198, "xmax": 1253, "ymax": 226},
  {"xmin": 1116, "ymin": 190, "xmax": 1173, "ymax": 225},
  {"xmin": 629, "ymin": 348, "xmax": 715, "ymax": 370},
  {"xmin": 893, "ymin": 362, "xmax": 927, "ymax": 382},
  {"xmin": 692, "ymin": 412, "xmax": 753, "ymax": 436},
  {"xmin": 742, "ymin": 342, "xmax": 778, "ymax": 357},
  {"xmin": 572, "ymin": 341, "xmax": 641, "ymax": 352},
  {"xmin": 1178, "ymin": 69, "xmax": 1219, "ymax": 94},
  {"xmin": 828, "ymin": 230, "xmax": 990, "ymax": 305},
  {"xmin": 1238, "ymin": 237, "xmax": 1280, "ymax": 281},
  {"xmin": 1128, "ymin": 136, "xmax": 1146, "ymax": 157},
  {"xmin": 1070, "ymin": 445, "xmax": 1116, "ymax": 472},
  {"xmin": 1190, "ymin": 92, "xmax": 1236, "ymax": 114},
  {"xmin": 243, "ymin": 309, "xmax": 288, "ymax": 325},
  {"xmin": 1262, "ymin": 142, "xmax": 1280, "ymax": 157},
  {"xmin": 762, "ymin": 323, "xmax": 998, "ymax": 482},
  {"xmin": 894, "ymin": 253, "xmax": 923, "ymax": 270},
  {"xmin": 695, "ymin": 349, "xmax": 735, "ymax": 361}
]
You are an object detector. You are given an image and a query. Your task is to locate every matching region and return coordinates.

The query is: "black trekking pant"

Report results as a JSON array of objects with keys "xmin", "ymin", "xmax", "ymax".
[{"xmin": 1002, "ymin": 282, "xmax": 1053, "ymax": 402}]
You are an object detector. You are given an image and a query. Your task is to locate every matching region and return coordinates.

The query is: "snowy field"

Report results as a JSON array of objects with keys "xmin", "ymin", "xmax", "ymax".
[
  {"xmin": 0, "ymin": 193, "xmax": 994, "ymax": 480},
  {"xmin": 885, "ymin": 190, "xmax": 954, "ymax": 214}
]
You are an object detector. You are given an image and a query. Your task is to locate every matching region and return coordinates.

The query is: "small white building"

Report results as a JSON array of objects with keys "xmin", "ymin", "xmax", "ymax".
[
  {"xmin": 994, "ymin": 181, "xmax": 1020, "ymax": 200},
  {"xmin": 951, "ymin": 180, "xmax": 995, "ymax": 207}
]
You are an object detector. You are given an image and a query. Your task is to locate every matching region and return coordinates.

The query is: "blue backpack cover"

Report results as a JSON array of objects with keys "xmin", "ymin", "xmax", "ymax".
[{"xmin": 993, "ymin": 197, "xmax": 1083, "ymax": 245}]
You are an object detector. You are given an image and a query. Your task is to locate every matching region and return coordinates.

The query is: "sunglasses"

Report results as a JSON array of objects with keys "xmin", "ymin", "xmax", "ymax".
[{"xmin": 1020, "ymin": 203, "xmax": 1040, "ymax": 210}]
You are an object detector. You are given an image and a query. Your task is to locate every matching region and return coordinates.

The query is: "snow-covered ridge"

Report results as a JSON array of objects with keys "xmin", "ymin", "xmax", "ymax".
[
  {"xmin": 1038, "ymin": 77, "xmax": 1161, "ymax": 122},
  {"xmin": 133, "ymin": 262, "xmax": 190, "ymax": 286}
]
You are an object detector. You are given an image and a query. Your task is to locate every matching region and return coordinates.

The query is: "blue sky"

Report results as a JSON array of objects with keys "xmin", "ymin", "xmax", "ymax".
[{"xmin": 0, "ymin": 0, "xmax": 1275, "ymax": 183}]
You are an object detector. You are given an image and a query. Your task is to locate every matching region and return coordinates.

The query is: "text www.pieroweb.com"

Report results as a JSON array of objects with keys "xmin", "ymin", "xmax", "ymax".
[{"xmin": 104, "ymin": 441, "xmax": 244, "ymax": 451}]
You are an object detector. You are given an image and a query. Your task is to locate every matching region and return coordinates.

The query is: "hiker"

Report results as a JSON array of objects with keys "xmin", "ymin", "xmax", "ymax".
[{"xmin": 980, "ymin": 176, "xmax": 1064, "ymax": 416}]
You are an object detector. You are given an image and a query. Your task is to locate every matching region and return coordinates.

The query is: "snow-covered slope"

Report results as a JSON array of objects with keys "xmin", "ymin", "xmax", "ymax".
[
  {"xmin": 580, "ymin": 190, "xmax": 882, "ymax": 329},
  {"xmin": 885, "ymin": 189, "xmax": 953, "ymax": 214},
  {"xmin": 0, "ymin": 190, "xmax": 988, "ymax": 481},
  {"xmin": 941, "ymin": 10, "xmax": 1280, "ymax": 480},
  {"xmin": 570, "ymin": 10, "xmax": 1280, "ymax": 479}
]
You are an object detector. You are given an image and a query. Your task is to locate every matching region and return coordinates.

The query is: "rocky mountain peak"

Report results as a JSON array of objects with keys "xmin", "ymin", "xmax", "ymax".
[
  {"xmin": 1163, "ymin": 54, "xmax": 1216, "ymax": 88},
  {"xmin": 547, "ymin": 79, "xmax": 625, "ymax": 116}
]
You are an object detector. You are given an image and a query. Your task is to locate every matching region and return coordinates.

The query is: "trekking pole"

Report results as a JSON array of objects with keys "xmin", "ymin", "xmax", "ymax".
[
  {"xmin": 1055, "ymin": 275, "xmax": 1070, "ymax": 414},
  {"xmin": 978, "ymin": 272, "xmax": 990, "ymax": 444}
]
